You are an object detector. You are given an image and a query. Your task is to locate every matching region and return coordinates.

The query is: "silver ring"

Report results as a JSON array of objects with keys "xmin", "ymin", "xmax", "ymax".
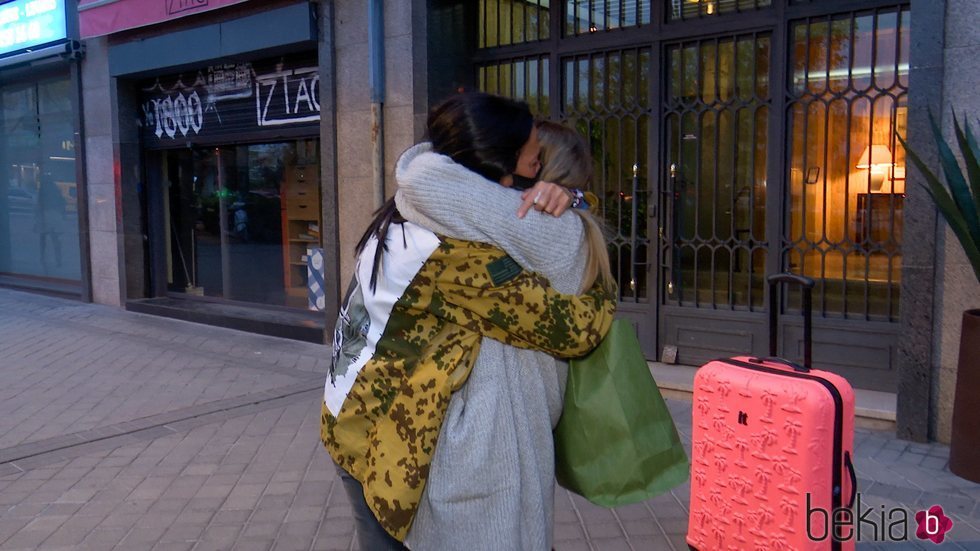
[{"xmin": 533, "ymin": 191, "xmax": 542, "ymax": 205}]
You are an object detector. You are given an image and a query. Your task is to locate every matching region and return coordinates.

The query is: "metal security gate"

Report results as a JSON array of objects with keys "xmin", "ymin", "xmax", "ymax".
[
  {"xmin": 660, "ymin": 33, "xmax": 774, "ymax": 365},
  {"xmin": 560, "ymin": 47, "xmax": 656, "ymax": 353},
  {"xmin": 462, "ymin": 0, "xmax": 908, "ymax": 390},
  {"xmin": 778, "ymin": 7, "xmax": 909, "ymax": 390},
  {"xmin": 477, "ymin": 27, "xmax": 659, "ymax": 355}
]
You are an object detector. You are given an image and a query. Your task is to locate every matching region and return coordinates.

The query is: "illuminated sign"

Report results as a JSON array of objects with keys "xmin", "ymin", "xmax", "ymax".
[{"xmin": 0, "ymin": 0, "xmax": 67, "ymax": 58}]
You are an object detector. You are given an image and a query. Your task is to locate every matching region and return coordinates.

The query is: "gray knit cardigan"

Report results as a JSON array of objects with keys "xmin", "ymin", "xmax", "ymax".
[{"xmin": 394, "ymin": 143, "xmax": 590, "ymax": 551}]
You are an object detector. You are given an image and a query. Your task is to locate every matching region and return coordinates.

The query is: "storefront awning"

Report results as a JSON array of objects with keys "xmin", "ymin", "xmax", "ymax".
[{"xmin": 79, "ymin": 0, "xmax": 251, "ymax": 39}]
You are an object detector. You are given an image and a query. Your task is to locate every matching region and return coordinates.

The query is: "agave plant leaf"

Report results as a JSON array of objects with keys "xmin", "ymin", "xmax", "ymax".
[
  {"xmin": 954, "ymin": 115, "xmax": 980, "ymax": 219},
  {"xmin": 898, "ymin": 132, "xmax": 980, "ymax": 283},
  {"xmin": 929, "ymin": 113, "xmax": 980, "ymax": 246},
  {"xmin": 967, "ymin": 117, "xmax": 980, "ymax": 158}
]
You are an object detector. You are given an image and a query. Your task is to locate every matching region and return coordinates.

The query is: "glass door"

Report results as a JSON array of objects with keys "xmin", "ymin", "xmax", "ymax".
[
  {"xmin": 0, "ymin": 75, "xmax": 81, "ymax": 283},
  {"xmin": 776, "ymin": 8, "xmax": 909, "ymax": 391},
  {"xmin": 660, "ymin": 33, "xmax": 772, "ymax": 365},
  {"xmin": 479, "ymin": 45, "xmax": 658, "ymax": 354},
  {"xmin": 784, "ymin": 9, "xmax": 908, "ymax": 321},
  {"xmin": 161, "ymin": 139, "xmax": 320, "ymax": 309},
  {"xmin": 560, "ymin": 47, "xmax": 656, "ymax": 353}
]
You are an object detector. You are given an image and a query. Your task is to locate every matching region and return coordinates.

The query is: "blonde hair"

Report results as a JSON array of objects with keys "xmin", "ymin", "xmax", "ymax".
[{"xmin": 535, "ymin": 121, "xmax": 615, "ymax": 295}]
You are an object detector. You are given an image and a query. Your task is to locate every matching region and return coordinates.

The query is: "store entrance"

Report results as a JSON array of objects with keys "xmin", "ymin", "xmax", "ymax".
[{"xmin": 159, "ymin": 139, "xmax": 320, "ymax": 309}]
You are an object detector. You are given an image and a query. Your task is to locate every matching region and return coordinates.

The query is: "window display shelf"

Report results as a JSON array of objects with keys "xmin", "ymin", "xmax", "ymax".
[{"xmin": 280, "ymin": 163, "xmax": 320, "ymax": 300}]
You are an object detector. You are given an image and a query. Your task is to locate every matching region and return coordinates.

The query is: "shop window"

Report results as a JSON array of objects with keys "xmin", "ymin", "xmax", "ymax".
[
  {"xmin": 785, "ymin": 7, "xmax": 909, "ymax": 320},
  {"xmin": 0, "ymin": 75, "xmax": 80, "ymax": 283},
  {"xmin": 162, "ymin": 139, "xmax": 320, "ymax": 309},
  {"xmin": 565, "ymin": 0, "xmax": 650, "ymax": 35},
  {"xmin": 479, "ymin": 0, "xmax": 551, "ymax": 48},
  {"xmin": 478, "ymin": 56, "xmax": 550, "ymax": 115},
  {"xmin": 668, "ymin": 0, "xmax": 771, "ymax": 21}
]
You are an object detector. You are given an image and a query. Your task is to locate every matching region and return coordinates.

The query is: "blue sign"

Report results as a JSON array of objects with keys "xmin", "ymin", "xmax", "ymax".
[{"xmin": 0, "ymin": 0, "xmax": 67, "ymax": 58}]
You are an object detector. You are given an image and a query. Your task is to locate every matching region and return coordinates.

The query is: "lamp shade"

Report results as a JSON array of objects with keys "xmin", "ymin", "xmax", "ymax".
[{"xmin": 856, "ymin": 145, "xmax": 895, "ymax": 169}]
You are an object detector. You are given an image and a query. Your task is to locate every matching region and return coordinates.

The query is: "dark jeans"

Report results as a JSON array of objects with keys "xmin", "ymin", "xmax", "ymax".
[{"xmin": 334, "ymin": 463, "xmax": 408, "ymax": 551}]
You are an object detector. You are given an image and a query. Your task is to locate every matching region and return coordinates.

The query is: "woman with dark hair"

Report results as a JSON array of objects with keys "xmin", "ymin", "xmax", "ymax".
[
  {"xmin": 392, "ymin": 98, "xmax": 616, "ymax": 550},
  {"xmin": 320, "ymin": 93, "xmax": 616, "ymax": 550}
]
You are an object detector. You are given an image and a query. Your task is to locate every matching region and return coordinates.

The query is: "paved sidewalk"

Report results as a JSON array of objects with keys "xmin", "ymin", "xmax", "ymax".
[{"xmin": 0, "ymin": 288, "xmax": 977, "ymax": 550}]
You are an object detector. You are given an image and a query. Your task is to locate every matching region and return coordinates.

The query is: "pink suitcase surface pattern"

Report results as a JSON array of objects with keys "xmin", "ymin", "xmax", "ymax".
[{"xmin": 687, "ymin": 356, "xmax": 855, "ymax": 551}]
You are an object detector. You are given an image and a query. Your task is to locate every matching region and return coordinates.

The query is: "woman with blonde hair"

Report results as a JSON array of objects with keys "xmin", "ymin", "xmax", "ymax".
[
  {"xmin": 394, "ymin": 113, "xmax": 615, "ymax": 549},
  {"xmin": 533, "ymin": 120, "xmax": 614, "ymax": 295}
]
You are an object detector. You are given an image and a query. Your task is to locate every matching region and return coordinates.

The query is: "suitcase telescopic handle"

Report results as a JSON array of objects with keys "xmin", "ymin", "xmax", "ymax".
[{"xmin": 768, "ymin": 273, "xmax": 815, "ymax": 370}]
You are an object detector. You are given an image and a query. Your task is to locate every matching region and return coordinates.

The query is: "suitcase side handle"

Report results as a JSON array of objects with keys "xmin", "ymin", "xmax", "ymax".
[
  {"xmin": 767, "ymin": 273, "xmax": 815, "ymax": 369},
  {"xmin": 844, "ymin": 451, "xmax": 858, "ymax": 509}
]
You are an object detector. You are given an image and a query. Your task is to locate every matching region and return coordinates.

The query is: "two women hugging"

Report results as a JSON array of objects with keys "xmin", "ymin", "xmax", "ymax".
[{"xmin": 321, "ymin": 92, "xmax": 616, "ymax": 550}]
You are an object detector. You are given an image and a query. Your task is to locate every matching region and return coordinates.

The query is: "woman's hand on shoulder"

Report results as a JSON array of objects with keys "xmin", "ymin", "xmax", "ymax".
[{"xmin": 517, "ymin": 181, "xmax": 574, "ymax": 219}]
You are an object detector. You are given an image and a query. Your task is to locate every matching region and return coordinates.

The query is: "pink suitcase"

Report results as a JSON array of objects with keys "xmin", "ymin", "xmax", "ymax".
[{"xmin": 687, "ymin": 274, "xmax": 856, "ymax": 551}]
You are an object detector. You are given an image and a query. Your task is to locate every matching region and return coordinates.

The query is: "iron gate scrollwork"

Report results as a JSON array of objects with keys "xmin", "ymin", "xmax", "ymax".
[
  {"xmin": 784, "ymin": 7, "xmax": 909, "ymax": 322},
  {"xmin": 663, "ymin": 33, "xmax": 771, "ymax": 312},
  {"xmin": 562, "ymin": 48, "xmax": 653, "ymax": 302}
]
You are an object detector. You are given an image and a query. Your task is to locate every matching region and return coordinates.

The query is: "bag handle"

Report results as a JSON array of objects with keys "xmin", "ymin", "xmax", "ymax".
[{"xmin": 767, "ymin": 273, "xmax": 815, "ymax": 370}]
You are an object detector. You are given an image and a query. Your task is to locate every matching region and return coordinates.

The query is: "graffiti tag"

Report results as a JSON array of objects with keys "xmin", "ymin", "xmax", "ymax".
[
  {"xmin": 254, "ymin": 66, "xmax": 320, "ymax": 127},
  {"xmin": 143, "ymin": 91, "xmax": 204, "ymax": 139},
  {"xmin": 140, "ymin": 56, "xmax": 320, "ymax": 142}
]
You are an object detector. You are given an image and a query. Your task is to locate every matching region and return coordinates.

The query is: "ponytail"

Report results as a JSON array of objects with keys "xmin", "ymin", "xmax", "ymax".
[{"xmin": 354, "ymin": 197, "xmax": 406, "ymax": 293}]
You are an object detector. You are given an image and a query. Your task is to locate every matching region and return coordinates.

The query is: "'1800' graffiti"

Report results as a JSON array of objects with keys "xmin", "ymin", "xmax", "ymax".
[
  {"xmin": 140, "ymin": 58, "xmax": 321, "ymax": 142},
  {"xmin": 143, "ymin": 92, "xmax": 204, "ymax": 139}
]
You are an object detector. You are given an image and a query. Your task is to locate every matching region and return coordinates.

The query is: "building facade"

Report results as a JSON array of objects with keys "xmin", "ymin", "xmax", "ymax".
[
  {"xmin": 0, "ymin": 0, "xmax": 973, "ymax": 443},
  {"xmin": 438, "ymin": 0, "xmax": 980, "ymax": 444},
  {"xmin": 457, "ymin": 0, "xmax": 914, "ymax": 398}
]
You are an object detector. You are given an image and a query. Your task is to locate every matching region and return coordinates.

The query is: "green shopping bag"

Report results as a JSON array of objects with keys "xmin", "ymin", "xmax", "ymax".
[{"xmin": 554, "ymin": 319, "xmax": 689, "ymax": 507}]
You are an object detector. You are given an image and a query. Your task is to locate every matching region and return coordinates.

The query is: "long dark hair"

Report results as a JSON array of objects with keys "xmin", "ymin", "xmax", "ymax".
[{"xmin": 356, "ymin": 93, "xmax": 534, "ymax": 291}]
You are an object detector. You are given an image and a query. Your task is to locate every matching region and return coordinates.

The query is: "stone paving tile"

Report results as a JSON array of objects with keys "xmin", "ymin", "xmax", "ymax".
[
  {"xmin": 630, "ymin": 534, "xmax": 674, "ymax": 550},
  {"xmin": 583, "ymin": 521, "xmax": 625, "ymax": 539},
  {"xmin": 655, "ymin": 516, "xmax": 690, "ymax": 536},
  {"xmin": 554, "ymin": 541, "xmax": 592, "ymax": 551},
  {"xmin": 2, "ymin": 288, "xmax": 980, "ymax": 550},
  {"xmin": 0, "ymin": 395, "xmax": 702, "ymax": 551},
  {"xmin": 0, "ymin": 290, "xmax": 328, "ymax": 451},
  {"xmin": 587, "ymin": 536, "xmax": 632, "ymax": 550},
  {"xmin": 620, "ymin": 518, "xmax": 660, "ymax": 538},
  {"xmin": 554, "ymin": 521, "xmax": 588, "ymax": 542}
]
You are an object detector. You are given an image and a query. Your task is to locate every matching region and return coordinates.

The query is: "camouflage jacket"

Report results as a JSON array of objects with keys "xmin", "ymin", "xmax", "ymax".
[{"xmin": 320, "ymin": 221, "xmax": 615, "ymax": 541}]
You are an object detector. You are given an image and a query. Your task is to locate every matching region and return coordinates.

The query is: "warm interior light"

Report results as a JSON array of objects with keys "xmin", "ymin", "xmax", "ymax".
[
  {"xmin": 686, "ymin": 0, "xmax": 716, "ymax": 15},
  {"xmin": 856, "ymin": 145, "xmax": 894, "ymax": 170},
  {"xmin": 856, "ymin": 145, "xmax": 895, "ymax": 191}
]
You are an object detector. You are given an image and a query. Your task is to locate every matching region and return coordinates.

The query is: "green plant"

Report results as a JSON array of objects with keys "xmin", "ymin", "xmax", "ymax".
[{"xmin": 898, "ymin": 111, "xmax": 980, "ymax": 283}]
